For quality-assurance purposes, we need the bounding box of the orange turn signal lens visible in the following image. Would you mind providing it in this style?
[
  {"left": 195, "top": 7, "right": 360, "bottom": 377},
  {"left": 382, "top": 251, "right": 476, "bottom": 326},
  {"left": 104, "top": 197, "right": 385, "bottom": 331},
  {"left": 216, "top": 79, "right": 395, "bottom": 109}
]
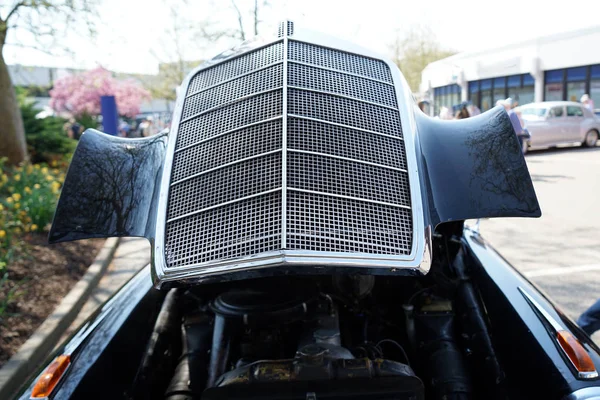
[
  {"left": 556, "top": 330, "right": 597, "bottom": 375},
  {"left": 31, "top": 354, "right": 71, "bottom": 398}
]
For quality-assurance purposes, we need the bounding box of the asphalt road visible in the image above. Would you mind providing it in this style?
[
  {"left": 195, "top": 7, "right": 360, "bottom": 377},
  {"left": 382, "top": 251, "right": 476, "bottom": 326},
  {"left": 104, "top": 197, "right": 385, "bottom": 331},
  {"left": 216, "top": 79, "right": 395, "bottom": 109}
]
[{"left": 480, "top": 144, "right": 600, "bottom": 342}]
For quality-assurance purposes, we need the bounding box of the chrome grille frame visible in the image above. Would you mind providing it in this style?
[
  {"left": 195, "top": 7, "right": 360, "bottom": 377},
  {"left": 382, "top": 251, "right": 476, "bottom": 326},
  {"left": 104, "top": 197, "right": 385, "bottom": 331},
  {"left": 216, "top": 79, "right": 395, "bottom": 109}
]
[{"left": 152, "top": 27, "right": 431, "bottom": 288}]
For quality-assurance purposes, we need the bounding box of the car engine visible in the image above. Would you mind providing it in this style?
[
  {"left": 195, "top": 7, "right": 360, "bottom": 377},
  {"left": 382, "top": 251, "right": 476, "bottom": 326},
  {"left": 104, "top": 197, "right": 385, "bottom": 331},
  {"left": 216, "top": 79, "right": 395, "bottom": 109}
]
[{"left": 127, "top": 230, "right": 506, "bottom": 400}]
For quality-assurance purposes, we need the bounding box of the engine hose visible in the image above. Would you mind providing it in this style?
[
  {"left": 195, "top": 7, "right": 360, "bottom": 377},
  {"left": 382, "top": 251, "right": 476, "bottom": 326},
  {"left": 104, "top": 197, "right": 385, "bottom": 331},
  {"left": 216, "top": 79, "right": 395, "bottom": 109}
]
[
  {"left": 453, "top": 246, "right": 506, "bottom": 397},
  {"left": 414, "top": 297, "right": 472, "bottom": 400},
  {"left": 130, "top": 289, "right": 181, "bottom": 400},
  {"left": 164, "top": 312, "right": 213, "bottom": 399}
]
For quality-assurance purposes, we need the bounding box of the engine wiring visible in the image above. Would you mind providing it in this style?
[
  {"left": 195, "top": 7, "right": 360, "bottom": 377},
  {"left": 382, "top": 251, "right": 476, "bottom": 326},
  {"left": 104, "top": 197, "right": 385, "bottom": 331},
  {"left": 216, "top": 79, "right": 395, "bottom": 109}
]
[{"left": 376, "top": 339, "right": 411, "bottom": 367}]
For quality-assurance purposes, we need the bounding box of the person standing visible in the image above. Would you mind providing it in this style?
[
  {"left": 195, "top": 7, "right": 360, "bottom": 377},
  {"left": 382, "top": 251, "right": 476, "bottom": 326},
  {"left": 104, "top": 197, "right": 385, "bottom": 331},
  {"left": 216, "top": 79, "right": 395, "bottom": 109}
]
[
  {"left": 455, "top": 103, "right": 470, "bottom": 119},
  {"left": 581, "top": 94, "right": 595, "bottom": 112},
  {"left": 578, "top": 300, "right": 600, "bottom": 336},
  {"left": 68, "top": 119, "right": 83, "bottom": 140}
]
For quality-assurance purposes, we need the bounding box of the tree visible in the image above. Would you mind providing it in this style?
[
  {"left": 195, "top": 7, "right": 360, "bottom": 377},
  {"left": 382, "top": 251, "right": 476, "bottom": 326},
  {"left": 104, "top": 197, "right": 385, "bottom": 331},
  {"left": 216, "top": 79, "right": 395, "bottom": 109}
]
[
  {"left": 0, "top": 1, "right": 97, "bottom": 165},
  {"left": 49, "top": 67, "right": 151, "bottom": 118},
  {"left": 145, "top": 0, "right": 269, "bottom": 101},
  {"left": 391, "top": 26, "right": 456, "bottom": 93}
]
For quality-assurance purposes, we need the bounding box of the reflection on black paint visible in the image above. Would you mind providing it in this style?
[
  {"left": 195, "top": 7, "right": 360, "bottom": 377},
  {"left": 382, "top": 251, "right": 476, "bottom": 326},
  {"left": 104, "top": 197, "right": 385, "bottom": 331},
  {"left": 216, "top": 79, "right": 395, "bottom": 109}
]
[
  {"left": 49, "top": 129, "right": 167, "bottom": 243},
  {"left": 414, "top": 105, "right": 541, "bottom": 226}
]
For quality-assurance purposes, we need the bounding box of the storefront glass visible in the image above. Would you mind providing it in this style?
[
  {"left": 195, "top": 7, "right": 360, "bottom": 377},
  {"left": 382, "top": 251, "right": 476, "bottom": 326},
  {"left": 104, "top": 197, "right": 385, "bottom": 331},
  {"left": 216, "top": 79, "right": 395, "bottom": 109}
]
[
  {"left": 469, "top": 81, "right": 479, "bottom": 110},
  {"left": 480, "top": 79, "right": 492, "bottom": 111},
  {"left": 590, "top": 65, "right": 600, "bottom": 110},
  {"left": 545, "top": 70, "right": 564, "bottom": 101},
  {"left": 493, "top": 77, "right": 506, "bottom": 105}
]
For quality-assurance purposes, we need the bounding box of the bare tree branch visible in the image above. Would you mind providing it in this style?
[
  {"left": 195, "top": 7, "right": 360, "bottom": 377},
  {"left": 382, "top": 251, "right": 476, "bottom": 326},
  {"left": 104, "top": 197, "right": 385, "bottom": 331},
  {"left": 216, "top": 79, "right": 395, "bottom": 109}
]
[
  {"left": 4, "top": 1, "right": 26, "bottom": 23},
  {"left": 230, "top": 0, "right": 245, "bottom": 40},
  {"left": 253, "top": 0, "right": 258, "bottom": 36}
]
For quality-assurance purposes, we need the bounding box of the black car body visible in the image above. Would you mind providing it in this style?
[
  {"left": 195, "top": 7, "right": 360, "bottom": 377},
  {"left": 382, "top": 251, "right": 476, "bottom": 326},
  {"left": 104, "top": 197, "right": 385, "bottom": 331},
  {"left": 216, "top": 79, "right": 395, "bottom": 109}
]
[{"left": 16, "top": 22, "right": 600, "bottom": 400}]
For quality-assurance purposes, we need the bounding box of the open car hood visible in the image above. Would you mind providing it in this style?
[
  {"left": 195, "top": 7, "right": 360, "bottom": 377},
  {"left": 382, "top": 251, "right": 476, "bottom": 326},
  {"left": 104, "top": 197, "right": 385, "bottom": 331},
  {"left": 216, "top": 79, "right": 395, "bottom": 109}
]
[{"left": 49, "top": 22, "right": 540, "bottom": 289}]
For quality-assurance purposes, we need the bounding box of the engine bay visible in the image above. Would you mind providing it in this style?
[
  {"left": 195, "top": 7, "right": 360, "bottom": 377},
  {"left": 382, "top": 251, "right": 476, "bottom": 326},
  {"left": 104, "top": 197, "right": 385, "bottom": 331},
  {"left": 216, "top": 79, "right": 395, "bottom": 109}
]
[{"left": 129, "top": 230, "right": 503, "bottom": 400}]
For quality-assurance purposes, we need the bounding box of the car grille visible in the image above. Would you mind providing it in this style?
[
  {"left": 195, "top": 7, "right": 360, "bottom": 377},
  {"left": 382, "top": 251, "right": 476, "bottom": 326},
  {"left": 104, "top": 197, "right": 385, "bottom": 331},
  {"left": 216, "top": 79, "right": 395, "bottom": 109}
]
[{"left": 164, "top": 39, "right": 412, "bottom": 269}]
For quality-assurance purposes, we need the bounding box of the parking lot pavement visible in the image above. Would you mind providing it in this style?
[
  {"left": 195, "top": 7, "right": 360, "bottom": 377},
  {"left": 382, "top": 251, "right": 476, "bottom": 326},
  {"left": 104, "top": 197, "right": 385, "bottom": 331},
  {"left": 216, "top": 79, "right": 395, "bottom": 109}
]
[
  {"left": 59, "top": 237, "right": 151, "bottom": 343},
  {"left": 480, "top": 145, "right": 600, "bottom": 342}
]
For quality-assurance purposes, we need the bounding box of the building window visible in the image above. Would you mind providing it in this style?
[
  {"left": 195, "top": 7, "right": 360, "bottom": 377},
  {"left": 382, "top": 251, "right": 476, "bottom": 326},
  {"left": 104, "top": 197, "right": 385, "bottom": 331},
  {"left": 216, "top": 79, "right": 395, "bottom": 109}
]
[
  {"left": 480, "top": 79, "right": 492, "bottom": 111},
  {"left": 469, "top": 74, "right": 534, "bottom": 112},
  {"left": 433, "top": 84, "right": 461, "bottom": 116},
  {"left": 566, "top": 67, "right": 587, "bottom": 102},
  {"left": 493, "top": 77, "right": 506, "bottom": 105},
  {"left": 519, "top": 74, "right": 535, "bottom": 106},
  {"left": 469, "top": 81, "right": 479, "bottom": 111},
  {"left": 545, "top": 69, "right": 564, "bottom": 101},
  {"left": 590, "top": 65, "right": 600, "bottom": 110}
]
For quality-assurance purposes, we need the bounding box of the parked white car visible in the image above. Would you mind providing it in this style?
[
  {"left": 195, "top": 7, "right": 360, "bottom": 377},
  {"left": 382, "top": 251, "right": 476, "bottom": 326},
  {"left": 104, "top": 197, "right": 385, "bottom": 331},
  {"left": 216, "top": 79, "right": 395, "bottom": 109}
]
[{"left": 517, "top": 101, "right": 599, "bottom": 152}]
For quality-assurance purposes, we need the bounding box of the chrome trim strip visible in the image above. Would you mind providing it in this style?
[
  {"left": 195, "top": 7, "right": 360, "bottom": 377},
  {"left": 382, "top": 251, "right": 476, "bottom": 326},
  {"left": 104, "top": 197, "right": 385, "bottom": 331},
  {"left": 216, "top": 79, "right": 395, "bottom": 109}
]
[
  {"left": 186, "top": 60, "right": 284, "bottom": 97},
  {"left": 179, "top": 86, "right": 283, "bottom": 124},
  {"left": 564, "top": 387, "right": 600, "bottom": 399},
  {"left": 287, "top": 148, "right": 408, "bottom": 173},
  {"left": 166, "top": 187, "right": 282, "bottom": 223},
  {"left": 281, "top": 35, "right": 289, "bottom": 249},
  {"left": 174, "top": 115, "right": 284, "bottom": 153},
  {"left": 519, "top": 287, "right": 599, "bottom": 380},
  {"left": 287, "top": 59, "right": 395, "bottom": 86},
  {"left": 287, "top": 114, "right": 403, "bottom": 140},
  {"left": 170, "top": 149, "right": 282, "bottom": 186},
  {"left": 288, "top": 85, "right": 398, "bottom": 111},
  {"left": 288, "top": 187, "right": 411, "bottom": 209},
  {"left": 518, "top": 287, "right": 564, "bottom": 332}
]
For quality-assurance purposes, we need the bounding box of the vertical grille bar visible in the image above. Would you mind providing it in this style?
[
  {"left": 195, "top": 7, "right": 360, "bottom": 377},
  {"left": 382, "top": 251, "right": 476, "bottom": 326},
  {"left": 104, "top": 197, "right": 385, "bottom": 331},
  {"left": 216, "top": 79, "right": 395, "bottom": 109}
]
[{"left": 281, "top": 37, "right": 289, "bottom": 249}]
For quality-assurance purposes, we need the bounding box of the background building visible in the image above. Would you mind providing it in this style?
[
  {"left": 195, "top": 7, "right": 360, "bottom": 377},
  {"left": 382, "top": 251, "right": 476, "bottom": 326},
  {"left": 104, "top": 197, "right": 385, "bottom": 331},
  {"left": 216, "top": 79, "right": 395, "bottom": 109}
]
[
  {"left": 420, "top": 26, "right": 600, "bottom": 115},
  {"left": 9, "top": 64, "right": 176, "bottom": 116}
]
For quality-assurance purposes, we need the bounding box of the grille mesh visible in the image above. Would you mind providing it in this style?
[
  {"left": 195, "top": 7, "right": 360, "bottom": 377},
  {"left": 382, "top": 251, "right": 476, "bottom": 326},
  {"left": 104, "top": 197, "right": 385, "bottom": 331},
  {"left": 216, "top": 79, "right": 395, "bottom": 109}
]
[
  {"left": 287, "top": 117, "right": 407, "bottom": 170},
  {"left": 187, "top": 42, "right": 284, "bottom": 95},
  {"left": 177, "top": 90, "right": 283, "bottom": 150},
  {"left": 288, "top": 88, "right": 403, "bottom": 137},
  {"left": 166, "top": 191, "right": 282, "bottom": 267},
  {"left": 164, "top": 38, "right": 413, "bottom": 269},
  {"left": 172, "top": 119, "right": 282, "bottom": 183},
  {"left": 287, "top": 152, "right": 410, "bottom": 206},
  {"left": 287, "top": 191, "right": 412, "bottom": 254},
  {"left": 288, "top": 41, "right": 392, "bottom": 82},
  {"left": 288, "top": 63, "right": 397, "bottom": 108}
]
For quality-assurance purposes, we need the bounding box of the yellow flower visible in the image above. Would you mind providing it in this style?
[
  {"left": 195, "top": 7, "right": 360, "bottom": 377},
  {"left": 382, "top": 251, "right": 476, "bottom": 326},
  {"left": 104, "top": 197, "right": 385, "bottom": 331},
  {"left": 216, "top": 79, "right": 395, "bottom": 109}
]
[
  {"left": 1, "top": 174, "right": 7, "bottom": 183},
  {"left": 45, "top": 175, "right": 53, "bottom": 181},
  {"left": 26, "top": 165, "right": 33, "bottom": 174},
  {"left": 14, "top": 227, "right": 21, "bottom": 234},
  {"left": 51, "top": 160, "right": 58, "bottom": 167},
  {"left": 0, "top": 204, "right": 3, "bottom": 211},
  {"left": 0, "top": 230, "right": 5, "bottom": 238},
  {"left": 12, "top": 193, "right": 21, "bottom": 201},
  {"left": 24, "top": 187, "right": 32, "bottom": 194},
  {"left": 6, "top": 197, "right": 13, "bottom": 204},
  {"left": 41, "top": 167, "right": 48, "bottom": 174},
  {"left": 31, "top": 224, "right": 38, "bottom": 231},
  {"left": 34, "top": 164, "right": 40, "bottom": 170},
  {"left": 14, "top": 203, "right": 20, "bottom": 209},
  {"left": 19, "top": 210, "right": 26, "bottom": 217},
  {"left": 34, "top": 184, "right": 41, "bottom": 189},
  {"left": 52, "top": 168, "right": 59, "bottom": 175},
  {"left": 14, "top": 174, "right": 20, "bottom": 181}
]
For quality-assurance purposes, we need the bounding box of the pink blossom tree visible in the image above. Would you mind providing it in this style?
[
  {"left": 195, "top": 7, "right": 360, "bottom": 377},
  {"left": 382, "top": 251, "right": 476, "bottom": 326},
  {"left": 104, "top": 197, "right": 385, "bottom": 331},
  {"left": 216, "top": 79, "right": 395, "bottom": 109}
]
[{"left": 50, "top": 67, "right": 151, "bottom": 118}]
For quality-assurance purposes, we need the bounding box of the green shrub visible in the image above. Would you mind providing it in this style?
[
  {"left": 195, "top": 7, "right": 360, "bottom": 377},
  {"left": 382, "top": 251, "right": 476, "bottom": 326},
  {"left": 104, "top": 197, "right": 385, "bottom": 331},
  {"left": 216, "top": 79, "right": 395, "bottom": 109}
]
[
  {"left": 0, "top": 158, "right": 65, "bottom": 273},
  {"left": 18, "top": 94, "right": 77, "bottom": 164}
]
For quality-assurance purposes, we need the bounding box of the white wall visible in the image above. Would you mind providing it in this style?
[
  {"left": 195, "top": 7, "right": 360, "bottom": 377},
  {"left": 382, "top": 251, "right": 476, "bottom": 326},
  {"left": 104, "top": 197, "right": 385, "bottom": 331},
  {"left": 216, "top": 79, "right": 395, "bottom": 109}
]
[{"left": 420, "top": 26, "right": 600, "bottom": 103}]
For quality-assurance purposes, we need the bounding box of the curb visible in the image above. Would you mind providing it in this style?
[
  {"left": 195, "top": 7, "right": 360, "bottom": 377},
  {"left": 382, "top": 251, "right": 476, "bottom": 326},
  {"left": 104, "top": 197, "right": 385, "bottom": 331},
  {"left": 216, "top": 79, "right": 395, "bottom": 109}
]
[{"left": 0, "top": 237, "right": 121, "bottom": 400}]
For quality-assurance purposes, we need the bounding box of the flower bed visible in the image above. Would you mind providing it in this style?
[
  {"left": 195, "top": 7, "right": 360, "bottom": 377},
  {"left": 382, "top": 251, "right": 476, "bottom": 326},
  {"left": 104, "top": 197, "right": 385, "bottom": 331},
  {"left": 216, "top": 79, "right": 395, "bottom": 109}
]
[{"left": 0, "top": 158, "right": 103, "bottom": 366}]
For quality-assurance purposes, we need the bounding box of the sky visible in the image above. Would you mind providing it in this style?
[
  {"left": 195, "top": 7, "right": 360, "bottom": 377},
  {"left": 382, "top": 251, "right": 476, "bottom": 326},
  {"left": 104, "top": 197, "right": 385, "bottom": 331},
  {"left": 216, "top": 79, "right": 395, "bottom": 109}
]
[{"left": 4, "top": 0, "right": 600, "bottom": 75}]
